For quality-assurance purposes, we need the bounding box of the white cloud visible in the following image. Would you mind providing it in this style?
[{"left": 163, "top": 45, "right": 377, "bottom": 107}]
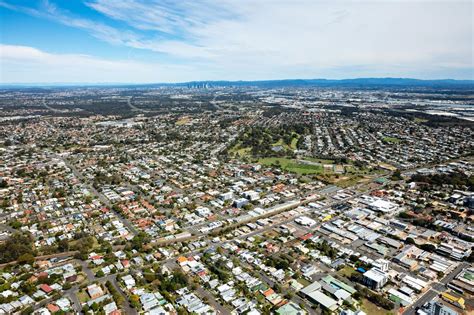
[
  {"left": 85, "top": 0, "right": 234, "bottom": 35},
  {"left": 1, "top": 0, "right": 473, "bottom": 81},
  {"left": 82, "top": 0, "right": 474, "bottom": 79},
  {"left": 0, "top": 45, "right": 196, "bottom": 83}
]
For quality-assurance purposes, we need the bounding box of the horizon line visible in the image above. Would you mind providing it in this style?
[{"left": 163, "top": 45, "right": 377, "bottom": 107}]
[{"left": 1, "top": 77, "right": 474, "bottom": 88}]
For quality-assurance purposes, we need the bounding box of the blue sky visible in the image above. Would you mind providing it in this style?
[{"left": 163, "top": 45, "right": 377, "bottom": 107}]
[{"left": 1, "top": 0, "right": 473, "bottom": 83}]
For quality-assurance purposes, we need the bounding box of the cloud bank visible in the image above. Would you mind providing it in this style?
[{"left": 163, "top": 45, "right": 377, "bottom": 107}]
[{"left": 1, "top": 0, "right": 473, "bottom": 83}]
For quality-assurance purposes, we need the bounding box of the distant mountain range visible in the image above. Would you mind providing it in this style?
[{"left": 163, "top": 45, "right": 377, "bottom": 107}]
[
  {"left": 2, "top": 78, "right": 473, "bottom": 89},
  {"left": 178, "top": 78, "right": 474, "bottom": 89}
]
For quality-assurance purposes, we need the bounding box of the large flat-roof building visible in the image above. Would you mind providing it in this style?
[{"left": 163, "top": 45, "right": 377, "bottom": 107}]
[
  {"left": 363, "top": 268, "right": 388, "bottom": 290},
  {"left": 417, "top": 300, "right": 460, "bottom": 315},
  {"left": 368, "top": 199, "right": 399, "bottom": 213}
]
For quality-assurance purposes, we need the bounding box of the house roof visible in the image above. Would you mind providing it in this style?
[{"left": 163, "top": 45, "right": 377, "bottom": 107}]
[
  {"left": 46, "top": 304, "right": 60, "bottom": 312},
  {"left": 262, "top": 288, "right": 275, "bottom": 297},
  {"left": 177, "top": 256, "right": 187, "bottom": 263},
  {"left": 40, "top": 284, "right": 53, "bottom": 293},
  {"left": 306, "top": 290, "right": 338, "bottom": 310}
]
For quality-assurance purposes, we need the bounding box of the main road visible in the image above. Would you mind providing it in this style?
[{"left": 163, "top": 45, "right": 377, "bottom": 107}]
[{"left": 402, "top": 262, "right": 468, "bottom": 315}]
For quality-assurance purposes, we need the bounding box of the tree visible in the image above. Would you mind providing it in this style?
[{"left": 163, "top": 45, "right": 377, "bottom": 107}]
[
  {"left": 352, "top": 291, "right": 362, "bottom": 300},
  {"left": 84, "top": 195, "right": 93, "bottom": 204},
  {"left": 74, "top": 251, "right": 88, "bottom": 261},
  {"left": 350, "top": 273, "right": 364, "bottom": 284},
  {"left": 9, "top": 221, "right": 22, "bottom": 229},
  {"left": 20, "top": 281, "right": 36, "bottom": 295},
  {"left": 130, "top": 295, "right": 141, "bottom": 309},
  {"left": 57, "top": 239, "right": 69, "bottom": 252},
  {"left": 467, "top": 251, "right": 474, "bottom": 263},
  {"left": 90, "top": 302, "right": 99, "bottom": 312},
  {"left": 0, "top": 232, "right": 35, "bottom": 263},
  {"left": 144, "top": 272, "right": 156, "bottom": 283},
  {"left": 274, "top": 284, "right": 282, "bottom": 293},
  {"left": 17, "top": 253, "right": 34, "bottom": 265},
  {"left": 405, "top": 237, "right": 416, "bottom": 245},
  {"left": 106, "top": 281, "right": 125, "bottom": 305},
  {"left": 20, "top": 306, "right": 33, "bottom": 315},
  {"left": 420, "top": 243, "right": 436, "bottom": 252},
  {"left": 130, "top": 232, "right": 151, "bottom": 250},
  {"left": 391, "top": 169, "right": 402, "bottom": 181},
  {"left": 1, "top": 199, "right": 9, "bottom": 209}
]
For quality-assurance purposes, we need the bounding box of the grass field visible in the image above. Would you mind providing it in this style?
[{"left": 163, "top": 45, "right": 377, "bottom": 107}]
[
  {"left": 382, "top": 136, "right": 401, "bottom": 144},
  {"left": 414, "top": 117, "right": 428, "bottom": 123},
  {"left": 68, "top": 236, "right": 99, "bottom": 250},
  {"left": 290, "top": 135, "right": 299, "bottom": 150},
  {"left": 228, "top": 142, "right": 252, "bottom": 157},
  {"left": 302, "top": 157, "right": 335, "bottom": 164},
  {"left": 258, "top": 158, "right": 324, "bottom": 175},
  {"left": 333, "top": 175, "right": 367, "bottom": 188},
  {"left": 361, "top": 298, "right": 393, "bottom": 315},
  {"left": 271, "top": 134, "right": 300, "bottom": 151},
  {"left": 175, "top": 116, "right": 191, "bottom": 125},
  {"left": 271, "top": 139, "right": 287, "bottom": 148},
  {"left": 229, "top": 132, "right": 301, "bottom": 158},
  {"left": 231, "top": 147, "right": 251, "bottom": 157},
  {"left": 378, "top": 162, "right": 397, "bottom": 171},
  {"left": 258, "top": 157, "right": 382, "bottom": 184}
]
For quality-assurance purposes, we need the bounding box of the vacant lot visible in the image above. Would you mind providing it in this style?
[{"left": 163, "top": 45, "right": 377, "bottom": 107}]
[
  {"left": 337, "top": 265, "right": 357, "bottom": 278},
  {"left": 361, "top": 298, "right": 394, "bottom": 315}
]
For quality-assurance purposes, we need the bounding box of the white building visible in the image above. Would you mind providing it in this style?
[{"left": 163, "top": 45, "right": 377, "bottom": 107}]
[
  {"left": 295, "top": 216, "right": 317, "bottom": 227},
  {"left": 363, "top": 268, "right": 388, "bottom": 290}
]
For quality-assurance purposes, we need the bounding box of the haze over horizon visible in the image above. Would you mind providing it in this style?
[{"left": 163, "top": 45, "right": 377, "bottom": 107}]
[{"left": 1, "top": 0, "right": 473, "bottom": 83}]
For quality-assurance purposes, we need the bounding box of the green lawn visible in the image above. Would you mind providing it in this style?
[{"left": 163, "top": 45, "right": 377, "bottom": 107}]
[
  {"left": 229, "top": 142, "right": 252, "bottom": 157},
  {"left": 233, "top": 147, "right": 251, "bottom": 156},
  {"left": 77, "top": 290, "right": 89, "bottom": 303},
  {"left": 414, "top": 117, "right": 428, "bottom": 123},
  {"left": 271, "top": 133, "right": 299, "bottom": 151},
  {"left": 297, "top": 278, "right": 311, "bottom": 287},
  {"left": 272, "top": 139, "right": 287, "bottom": 148},
  {"left": 68, "top": 236, "right": 99, "bottom": 250},
  {"left": 290, "top": 134, "right": 300, "bottom": 150},
  {"left": 337, "top": 266, "right": 357, "bottom": 278},
  {"left": 229, "top": 132, "right": 301, "bottom": 159},
  {"left": 258, "top": 158, "right": 324, "bottom": 175},
  {"left": 382, "top": 136, "right": 401, "bottom": 144},
  {"left": 302, "top": 157, "right": 335, "bottom": 164}
]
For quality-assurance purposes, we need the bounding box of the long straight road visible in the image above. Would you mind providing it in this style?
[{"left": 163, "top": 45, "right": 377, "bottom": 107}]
[
  {"left": 194, "top": 287, "right": 228, "bottom": 315},
  {"left": 65, "top": 290, "right": 82, "bottom": 312},
  {"left": 440, "top": 262, "right": 468, "bottom": 285},
  {"left": 108, "top": 275, "right": 138, "bottom": 315},
  {"left": 402, "top": 262, "right": 468, "bottom": 315}
]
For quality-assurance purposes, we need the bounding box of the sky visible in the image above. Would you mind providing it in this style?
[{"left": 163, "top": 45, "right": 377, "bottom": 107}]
[{"left": 0, "top": 0, "right": 473, "bottom": 84}]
